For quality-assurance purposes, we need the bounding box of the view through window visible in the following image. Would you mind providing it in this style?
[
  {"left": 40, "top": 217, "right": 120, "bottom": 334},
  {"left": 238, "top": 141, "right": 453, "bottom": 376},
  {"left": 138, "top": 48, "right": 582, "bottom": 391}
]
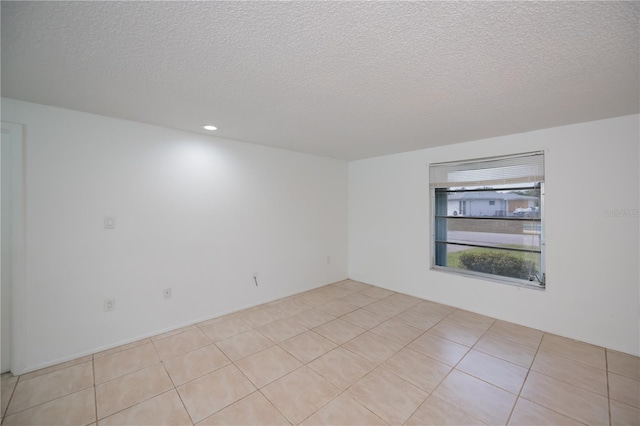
[{"left": 430, "top": 152, "right": 545, "bottom": 288}]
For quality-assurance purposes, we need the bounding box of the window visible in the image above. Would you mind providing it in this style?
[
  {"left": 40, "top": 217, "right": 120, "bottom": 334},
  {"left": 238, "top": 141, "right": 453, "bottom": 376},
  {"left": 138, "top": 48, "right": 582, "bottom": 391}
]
[{"left": 429, "top": 152, "right": 545, "bottom": 288}]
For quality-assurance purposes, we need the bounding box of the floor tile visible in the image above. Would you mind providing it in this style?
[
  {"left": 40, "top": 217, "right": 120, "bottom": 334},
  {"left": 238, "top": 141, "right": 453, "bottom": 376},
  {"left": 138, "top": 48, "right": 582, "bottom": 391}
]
[
  {"left": 408, "top": 333, "right": 469, "bottom": 366},
  {"left": 308, "top": 347, "right": 376, "bottom": 390},
  {"left": 383, "top": 293, "right": 422, "bottom": 308},
  {"left": 9, "top": 283, "right": 637, "bottom": 426},
  {"left": 267, "top": 298, "right": 312, "bottom": 317},
  {"left": 370, "top": 319, "right": 423, "bottom": 346},
  {"left": 538, "top": 334, "right": 605, "bottom": 370},
  {"left": 457, "top": 349, "right": 528, "bottom": 394},
  {"left": 339, "top": 292, "right": 378, "bottom": 307},
  {"left": 215, "top": 330, "right": 274, "bottom": 361},
  {"left": 382, "top": 348, "right": 451, "bottom": 392},
  {"left": 320, "top": 286, "right": 353, "bottom": 300},
  {"left": 153, "top": 328, "right": 211, "bottom": 361},
  {"left": 473, "top": 333, "right": 537, "bottom": 368},
  {"left": 608, "top": 349, "right": 640, "bottom": 381},
  {"left": 520, "top": 371, "right": 609, "bottom": 425},
  {"left": 240, "top": 307, "right": 288, "bottom": 328},
  {"left": 261, "top": 367, "right": 340, "bottom": 425},
  {"left": 163, "top": 344, "right": 230, "bottom": 386},
  {"left": 486, "top": 320, "right": 543, "bottom": 348},
  {"left": 151, "top": 325, "right": 198, "bottom": 342},
  {"left": 298, "top": 291, "right": 334, "bottom": 307},
  {"left": 177, "top": 364, "right": 256, "bottom": 423},
  {"left": 428, "top": 319, "right": 485, "bottom": 347},
  {"left": 394, "top": 309, "right": 439, "bottom": 330},
  {"left": 335, "top": 280, "right": 372, "bottom": 292},
  {"left": 96, "top": 363, "right": 173, "bottom": 420},
  {"left": 290, "top": 308, "right": 336, "bottom": 329},
  {"left": 341, "top": 308, "right": 388, "bottom": 330},
  {"left": 611, "top": 399, "right": 640, "bottom": 426},
  {"left": 406, "top": 395, "right": 487, "bottom": 426},
  {"left": 257, "top": 318, "right": 308, "bottom": 343},
  {"left": 508, "top": 397, "right": 584, "bottom": 426},
  {"left": 320, "top": 299, "right": 360, "bottom": 317},
  {"left": 347, "top": 367, "right": 427, "bottom": 425},
  {"left": 99, "top": 390, "right": 191, "bottom": 426},
  {"left": 361, "top": 300, "right": 405, "bottom": 318},
  {"left": 93, "top": 339, "right": 151, "bottom": 360},
  {"left": 343, "top": 332, "right": 403, "bottom": 364},
  {"left": 279, "top": 330, "right": 337, "bottom": 364},
  {"left": 198, "top": 391, "right": 290, "bottom": 425},
  {"left": 3, "top": 388, "right": 95, "bottom": 426},
  {"left": 198, "top": 317, "right": 251, "bottom": 342},
  {"left": 1, "top": 375, "right": 18, "bottom": 416},
  {"left": 409, "top": 300, "right": 455, "bottom": 319},
  {"left": 432, "top": 370, "right": 516, "bottom": 425},
  {"left": 197, "top": 314, "right": 229, "bottom": 328},
  {"left": 235, "top": 346, "right": 302, "bottom": 388},
  {"left": 18, "top": 355, "right": 94, "bottom": 381},
  {"left": 446, "top": 309, "right": 495, "bottom": 332},
  {"left": 313, "top": 319, "right": 365, "bottom": 345},
  {"left": 8, "top": 361, "right": 94, "bottom": 415},
  {"left": 359, "top": 287, "right": 395, "bottom": 299},
  {"left": 609, "top": 372, "right": 640, "bottom": 408},
  {"left": 94, "top": 342, "right": 160, "bottom": 384},
  {"left": 532, "top": 350, "right": 608, "bottom": 396},
  {"left": 300, "top": 393, "right": 387, "bottom": 426}
]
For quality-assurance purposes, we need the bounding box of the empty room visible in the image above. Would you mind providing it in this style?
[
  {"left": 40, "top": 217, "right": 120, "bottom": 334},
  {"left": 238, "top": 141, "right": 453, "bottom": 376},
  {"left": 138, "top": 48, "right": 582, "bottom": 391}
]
[{"left": 1, "top": 1, "right": 638, "bottom": 425}]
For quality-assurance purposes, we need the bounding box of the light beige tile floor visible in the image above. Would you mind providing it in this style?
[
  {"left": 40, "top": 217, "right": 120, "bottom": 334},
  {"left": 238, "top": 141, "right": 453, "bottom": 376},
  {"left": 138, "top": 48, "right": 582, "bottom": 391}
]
[{"left": 1, "top": 280, "right": 639, "bottom": 426}]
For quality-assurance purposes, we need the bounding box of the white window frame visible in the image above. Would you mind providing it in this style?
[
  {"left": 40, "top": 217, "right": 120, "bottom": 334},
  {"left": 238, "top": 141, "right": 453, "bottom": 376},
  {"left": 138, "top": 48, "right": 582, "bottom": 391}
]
[{"left": 429, "top": 152, "right": 546, "bottom": 289}]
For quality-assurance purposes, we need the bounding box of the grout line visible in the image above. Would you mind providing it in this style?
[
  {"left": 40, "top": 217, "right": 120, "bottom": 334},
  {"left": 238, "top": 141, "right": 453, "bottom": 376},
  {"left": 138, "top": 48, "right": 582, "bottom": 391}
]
[
  {"left": 173, "top": 382, "right": 195, "bottom": 425},
  {"left": 605, "top": 349, "right": 612, "bottom": 426},
  {"left": 506, "top": 332, "right": 598, "bottom": 426},
  {"left": 375, "top": 332, "right": 433, "bottom": 424},
  {"left": 507, "top": 397, "right": 520, "bottom": 426},
  {"left": 92, "top": 355, "right": 98, "bottom": 425},
  {"left": 297, "top": 357, "right": 376, "bottom": 425},
  {"left": 1, "top": 385, "right": 95, "bottom": 420},
  {"left": 398, "top": 309, "right": 521, "bottom": 424},
  {"left": 0, "top": 374, "right": 20, "bottom": 424},
  {"left": 333, "top": 301, "right": 453, "bottom": 424},
  {"left": 255, "top": 388, "right": 294, "bottom": 425},
  {"left": 265, "top": 290, "right": 401, "bottom": 424},
  {"left": 523, "top": 341, "right": 611, "bottom": 401},
  {"left": 504, "top": 329, "right": 545, "bottom": 425},
  {"left": 100, "top": 388, "right": 182, "bottom": 425}
]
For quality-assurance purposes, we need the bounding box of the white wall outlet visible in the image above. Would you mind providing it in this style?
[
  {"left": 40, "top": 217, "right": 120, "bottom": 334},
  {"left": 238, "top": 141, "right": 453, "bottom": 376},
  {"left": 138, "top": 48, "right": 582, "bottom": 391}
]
[
  {"left": 104, "top": 298, "right": 115, "bottom": 311},
  {"left": 104, "top": 216, "right": 116, "bottom": 229},
  {"left": 163, "top": 288, "right": 172, "bottom": 299}
]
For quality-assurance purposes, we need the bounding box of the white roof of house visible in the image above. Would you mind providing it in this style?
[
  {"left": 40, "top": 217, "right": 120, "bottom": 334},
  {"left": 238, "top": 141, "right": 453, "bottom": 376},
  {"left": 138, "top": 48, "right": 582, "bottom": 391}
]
[{"left": 447, "top": 191, "right": 537, "bottom": 201}]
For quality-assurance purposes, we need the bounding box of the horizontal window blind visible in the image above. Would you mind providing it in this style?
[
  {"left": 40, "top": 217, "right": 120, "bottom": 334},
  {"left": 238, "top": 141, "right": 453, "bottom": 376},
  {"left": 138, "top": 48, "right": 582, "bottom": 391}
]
[{"left": 430, "top": 151, "right": 544, "bottom": 188}]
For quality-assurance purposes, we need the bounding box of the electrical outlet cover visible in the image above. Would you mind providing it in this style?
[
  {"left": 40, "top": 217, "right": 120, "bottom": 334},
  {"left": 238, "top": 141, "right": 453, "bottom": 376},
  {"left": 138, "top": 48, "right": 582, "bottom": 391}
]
[{"left": 104, "top": 298, "right": 115, "bottom": 311}]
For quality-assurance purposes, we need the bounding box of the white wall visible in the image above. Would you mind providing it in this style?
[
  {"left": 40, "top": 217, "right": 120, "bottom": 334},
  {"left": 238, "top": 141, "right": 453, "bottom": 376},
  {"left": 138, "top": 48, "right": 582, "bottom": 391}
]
[
  {"left": 1, "top": 98, "right": 348, "bottom": 373},
  {"left": 349, "top": 115, "right": 640, "bottom": 356}
]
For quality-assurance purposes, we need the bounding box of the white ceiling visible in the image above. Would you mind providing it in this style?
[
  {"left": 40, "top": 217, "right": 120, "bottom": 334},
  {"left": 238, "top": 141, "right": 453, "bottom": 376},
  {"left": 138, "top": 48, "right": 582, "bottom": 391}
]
[{"left": 2, "top": 1, "right": 638, "bottom": 160}]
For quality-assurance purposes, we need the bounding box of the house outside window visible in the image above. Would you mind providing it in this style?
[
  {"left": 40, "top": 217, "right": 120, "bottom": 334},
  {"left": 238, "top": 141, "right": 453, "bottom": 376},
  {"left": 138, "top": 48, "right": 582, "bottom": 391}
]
[{"left": 429, "top": 152, "right": 545, "bottom": 288}]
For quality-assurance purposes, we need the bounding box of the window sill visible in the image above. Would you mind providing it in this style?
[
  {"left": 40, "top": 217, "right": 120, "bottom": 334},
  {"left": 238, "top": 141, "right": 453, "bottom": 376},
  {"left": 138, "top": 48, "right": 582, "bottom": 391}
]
[{"left": 430, "top": 265, "right": 546, "bottom": 291}]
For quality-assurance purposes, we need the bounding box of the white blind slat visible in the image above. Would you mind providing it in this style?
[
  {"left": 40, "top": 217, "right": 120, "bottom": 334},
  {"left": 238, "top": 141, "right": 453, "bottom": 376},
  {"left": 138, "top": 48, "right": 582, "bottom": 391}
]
[{"left": 430, "top": 152, "right": 544, "bottom": 188}]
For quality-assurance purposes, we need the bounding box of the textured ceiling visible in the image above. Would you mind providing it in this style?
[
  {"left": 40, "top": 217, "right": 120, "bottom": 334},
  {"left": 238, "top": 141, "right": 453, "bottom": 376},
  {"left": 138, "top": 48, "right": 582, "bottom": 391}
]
[{"left": 2, "top": 1, "right": 639, "bottom": 160}]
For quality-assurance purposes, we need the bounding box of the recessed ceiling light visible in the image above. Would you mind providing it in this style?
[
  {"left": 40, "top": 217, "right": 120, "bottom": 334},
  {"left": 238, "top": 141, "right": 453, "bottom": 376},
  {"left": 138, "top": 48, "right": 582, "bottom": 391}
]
[{"left": 203, "top": 125, "right": 217, "bottom": 131}]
